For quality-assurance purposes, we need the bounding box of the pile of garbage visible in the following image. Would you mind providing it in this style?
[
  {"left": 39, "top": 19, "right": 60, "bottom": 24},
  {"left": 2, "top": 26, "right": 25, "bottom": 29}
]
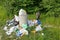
[{"left": 3, "top": 9, "right": 44, "bottom": 37}]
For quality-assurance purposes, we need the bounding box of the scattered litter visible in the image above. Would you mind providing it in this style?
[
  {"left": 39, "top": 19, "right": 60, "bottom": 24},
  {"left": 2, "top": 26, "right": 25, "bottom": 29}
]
[
  {"left": 3, "top": 9, "right": 44, "bottom": 38},
  {"left": 16, "top": 28, "right": 28, "bottom": 37},
  {"left": 6, "top": 27, "right": 14, "bottom": 35}
]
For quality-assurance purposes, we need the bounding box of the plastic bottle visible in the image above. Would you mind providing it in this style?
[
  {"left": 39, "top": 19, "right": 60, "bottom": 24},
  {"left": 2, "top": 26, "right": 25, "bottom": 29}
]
[{"left": 19, "top": 9, "right": 27, "bottom": 27}]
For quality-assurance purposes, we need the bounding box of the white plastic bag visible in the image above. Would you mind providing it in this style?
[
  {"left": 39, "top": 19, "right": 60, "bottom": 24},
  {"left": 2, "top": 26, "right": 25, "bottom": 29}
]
[{"left": 35, "top": 25, "right": 42, "bottom": 31}]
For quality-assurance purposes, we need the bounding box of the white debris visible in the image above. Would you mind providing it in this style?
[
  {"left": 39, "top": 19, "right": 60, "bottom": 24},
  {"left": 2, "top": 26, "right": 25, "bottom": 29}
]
[
  {"left": 6, "top": 31, "right": 11, "bottom": 35},
  {"left": 35, "top": 25, "right": 42, "bottom": 31},
  {"left": 3, "top": 26, "right": 8, "bottom": 31},
  {"left": 6, "top": 27, "right": 14, "bottom": 35},
  {"left": 9, "top": 27, "right": 14, "bottom": 32},
  {"left": 42, "top": 33, "right": 44, "bottom": 36},
  {"left": 14, "top": 25, "right": 19, "bottom": 30}
]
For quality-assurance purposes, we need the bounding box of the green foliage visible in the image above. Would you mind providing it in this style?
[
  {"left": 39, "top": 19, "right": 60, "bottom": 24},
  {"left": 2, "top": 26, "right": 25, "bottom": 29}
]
[
  {"left": 0, "top": 0, "right": 60, "bottom": 17},
  {"left": 41, "top": 0, "right": 60, "bottom": 17},
  {"left": 0, "top": 5, "right": 7, "bottom": 26}
]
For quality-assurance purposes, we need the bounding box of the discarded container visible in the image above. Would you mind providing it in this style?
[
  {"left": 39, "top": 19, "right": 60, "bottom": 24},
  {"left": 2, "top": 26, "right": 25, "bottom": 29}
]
[
  {"left": 19, "top": 9, "right": 27, "bottom": 27},
  {"left": 22, "top": 24, "right": 28, "bottom": 29}
]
